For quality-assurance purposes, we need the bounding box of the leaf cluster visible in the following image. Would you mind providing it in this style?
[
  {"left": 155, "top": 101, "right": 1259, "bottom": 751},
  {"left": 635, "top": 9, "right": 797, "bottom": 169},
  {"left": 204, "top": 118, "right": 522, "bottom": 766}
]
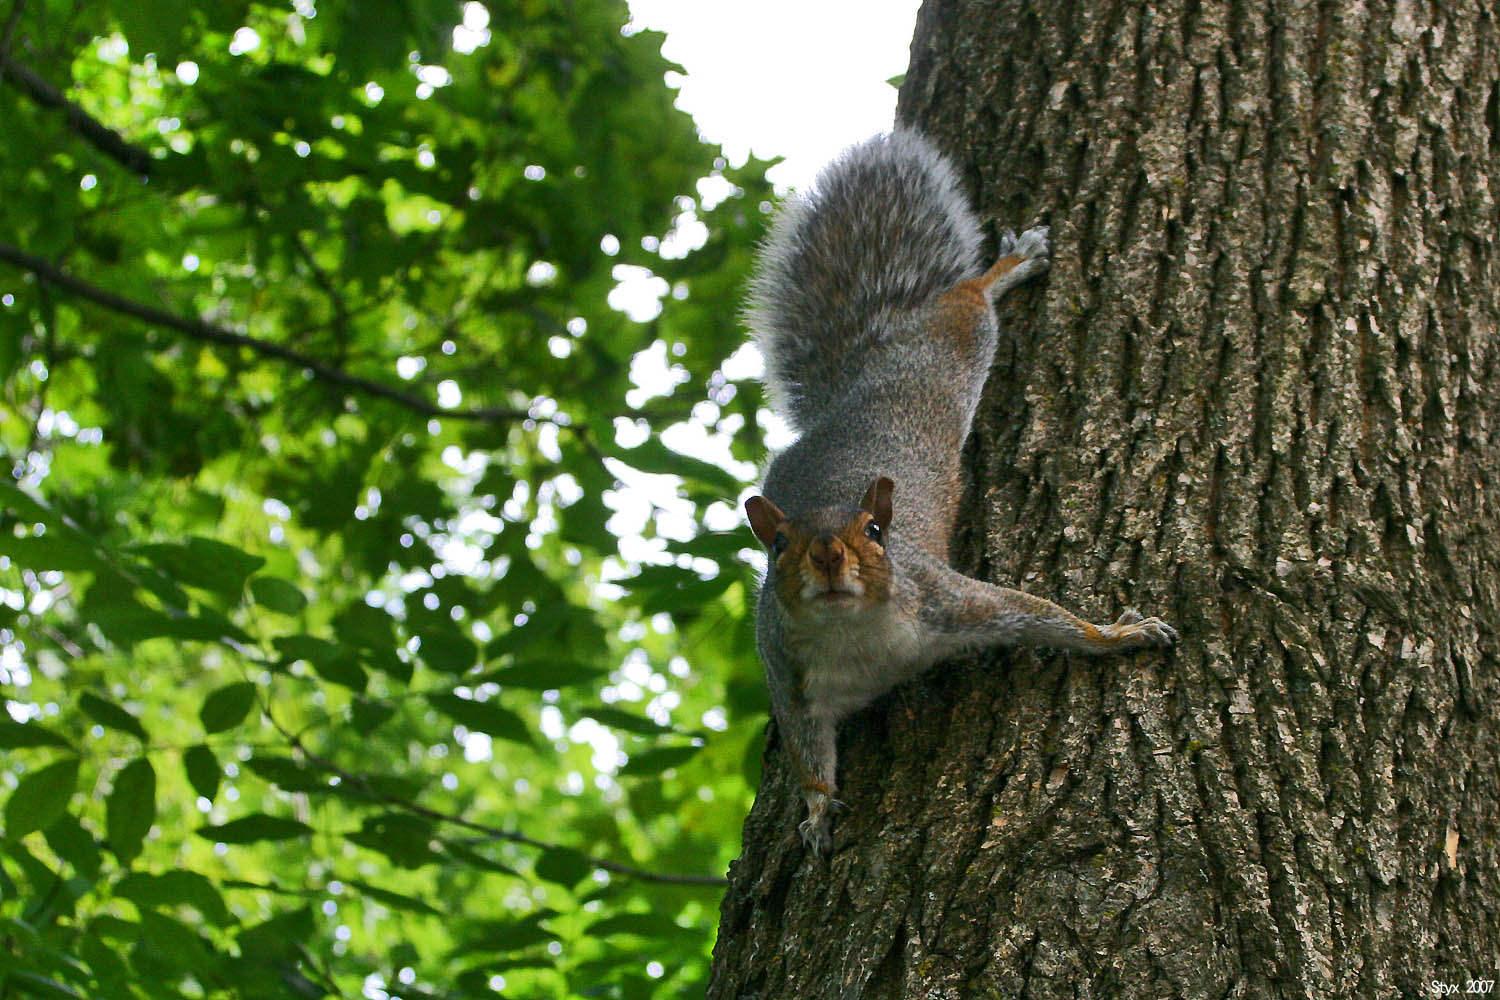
[{"left": 0, "top": 1, "right": 778, "bottom": 996}]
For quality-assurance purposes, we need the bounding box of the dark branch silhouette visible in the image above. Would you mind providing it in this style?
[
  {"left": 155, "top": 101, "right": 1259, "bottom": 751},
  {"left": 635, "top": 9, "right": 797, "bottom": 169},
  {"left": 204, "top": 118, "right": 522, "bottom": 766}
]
[
  {"left": 0, "top": 241, "right": 532, "bottom": 424},
  {"left": 285, "top": 732, "right": 728, "bottom": 888},
  {"left": 0, "top": 53, "right": 155, "bottom": 177}
]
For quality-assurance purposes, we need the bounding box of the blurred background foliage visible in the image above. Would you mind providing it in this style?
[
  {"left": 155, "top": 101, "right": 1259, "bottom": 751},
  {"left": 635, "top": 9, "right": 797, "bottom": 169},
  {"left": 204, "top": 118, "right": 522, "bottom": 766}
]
[{"left": 0, "top": 0, "right": 778, "bottom": 996}]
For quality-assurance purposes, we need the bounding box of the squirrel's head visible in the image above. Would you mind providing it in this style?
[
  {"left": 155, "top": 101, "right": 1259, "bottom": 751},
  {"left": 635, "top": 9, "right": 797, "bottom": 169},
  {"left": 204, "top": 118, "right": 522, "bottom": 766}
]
[{"left": 745, "top": 477, "right": 894, "bottom": 617}]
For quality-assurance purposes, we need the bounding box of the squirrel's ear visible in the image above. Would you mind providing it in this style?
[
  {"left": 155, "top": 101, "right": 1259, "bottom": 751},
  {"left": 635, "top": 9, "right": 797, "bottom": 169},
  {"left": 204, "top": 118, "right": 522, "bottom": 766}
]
[
  {"left": 861, "top": 476, "right": 894, "bottom": 530},
  {"left": 745, "top": 495, "right": 785, "bottom": 548}
]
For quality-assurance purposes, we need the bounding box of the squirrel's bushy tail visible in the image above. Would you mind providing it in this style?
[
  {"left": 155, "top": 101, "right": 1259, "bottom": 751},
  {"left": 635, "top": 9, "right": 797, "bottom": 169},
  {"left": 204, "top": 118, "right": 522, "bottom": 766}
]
[{"left": 746, "top": 129, "right": 984, "bottom": 430}]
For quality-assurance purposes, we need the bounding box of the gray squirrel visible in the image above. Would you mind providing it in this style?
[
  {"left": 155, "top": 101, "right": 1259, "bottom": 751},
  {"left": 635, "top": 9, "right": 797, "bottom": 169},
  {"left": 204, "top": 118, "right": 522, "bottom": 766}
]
[{"left": 742, "top": 130, "right": 1177, "bottom": 855}]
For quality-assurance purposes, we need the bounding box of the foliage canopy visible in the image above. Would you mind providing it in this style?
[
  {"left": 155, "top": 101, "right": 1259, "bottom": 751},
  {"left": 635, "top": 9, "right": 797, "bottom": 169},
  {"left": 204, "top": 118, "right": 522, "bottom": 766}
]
[{"left": 0, "top": 0, "right": 775, "bottom": 996}]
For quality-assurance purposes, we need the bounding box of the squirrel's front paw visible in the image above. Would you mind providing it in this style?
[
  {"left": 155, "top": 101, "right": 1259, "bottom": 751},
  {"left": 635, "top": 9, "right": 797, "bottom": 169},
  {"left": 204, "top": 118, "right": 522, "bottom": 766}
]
[
  {"left": 1105, "top": 609, "right": 1177, "bottom": 648},
  {"left": 990, "top": 226, "right": 1050, "bottom": 298},
  {"left": 1002, "top": 225, "right": 1050, "bottom": 264}
]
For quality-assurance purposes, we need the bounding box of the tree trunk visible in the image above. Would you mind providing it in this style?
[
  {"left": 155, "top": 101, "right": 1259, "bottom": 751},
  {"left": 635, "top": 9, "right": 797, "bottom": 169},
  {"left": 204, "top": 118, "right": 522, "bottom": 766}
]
[{"left": 710, "top": 0, "right": 1500, "bottom": 996}]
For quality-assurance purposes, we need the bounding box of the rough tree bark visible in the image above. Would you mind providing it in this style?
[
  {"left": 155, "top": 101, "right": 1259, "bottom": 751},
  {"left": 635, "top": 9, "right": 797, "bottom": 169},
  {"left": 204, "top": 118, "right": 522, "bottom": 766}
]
[{"left": 710, "top": 0, "right": 1500, "bottom": 997}]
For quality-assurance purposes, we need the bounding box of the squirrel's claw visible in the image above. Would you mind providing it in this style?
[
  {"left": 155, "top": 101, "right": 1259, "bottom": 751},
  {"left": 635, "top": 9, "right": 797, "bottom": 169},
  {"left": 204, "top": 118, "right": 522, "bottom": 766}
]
[
  {"left": 1108, "top": 609, "right": 1177, "bottom": 648},
  {"left": 798, "top": 814, "right": 832, "bottom": 856}
]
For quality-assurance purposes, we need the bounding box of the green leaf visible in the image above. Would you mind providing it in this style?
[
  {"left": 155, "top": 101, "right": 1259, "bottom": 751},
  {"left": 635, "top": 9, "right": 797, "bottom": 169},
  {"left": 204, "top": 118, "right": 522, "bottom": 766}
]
[
  {"left": 272, "top": 634, "right": 345, "bottom": 662},
  {"left": 243, "top": 755, "right": 326, "bottom": 793},
  {"left": 137, "top": 537, "right": 265, "bottom": 596},
  {"left": 137, "top": 909, "right": 217, "bottom": 976},
  {"left": 113, "top": 870, "right": 232, "bottom": 926},
  {"left": 617, "top": 744, "right": 703, "bottom": 777},
  {"left": 0, "top": 533, "right": 102, "bottom": 572},
  {"left": 79, "top": 935, "right": 130, "bottom": 992},
  {"left": 114, "top": 0, "right": 191, "bottom": 60},
  {"left": 199, "top": 681, "right": 257, "bottom": 733},
  {"left": 442, "top": 841, "right": 521, "bottom": 878},
  {"left": 426, "top": 693, "right": 532, "bottom": 746},
  {"left": 249, "top": 576, "right": 308, "bottom": 614},
  {"left": 183, "top": 744, "right": 220, "bottom": 801},
  {"left": 0, "top": 721, "right": 74, "bottom": 751},
  {"left": 43, "top": 814, "right": 101, "bottom": 879},
  {"left": 614, "top": 437, "right": 743, "bottom": 493},
  {"left": 196, "top": 814, "right": 313, "bottom": 844},
  {"left": 345, "top": 878, "right": 441, "bottom": 916},
  {"left": 4, "top": 757, "right": 79, "bottom": 838},
  {"left": 310, "top": 653, "right": 368, "bottom": 690},
  {"left": 585, "top": 910, "right": 691, "bottom": 938},
  {"left": 350, "top": 696, "right": 396, "bottom": 735},
  {"left": 2, "top": 972, "right": 84, "bottom": 999},
  {"left": 580, "top": 705, "right": 675, "bottom": 735},
  {"left": 344, "top": 813, "right": 438, "bottom": 869},
  {"left": 484, "top": 660, "right": 608, "bottom": 691},
  {"left": 415, "top": 629, "right": 478, "bottom": 674},
  {"left": 78, "top": 692, "right": 148, "bottom": 742},
  {"left": 238, "top": 906, "right": 315, "bottom": 963},
  {"left": 106, "top": 758, "right": 156, "bottom": 863},
  {"left": 333, "top": 602, "right": 395, "bottom": 650},
  {"left": 455, "top": 911, "right": 557, "bottom": 955},
  {"left": 533, "top": 847, "right": 592, "bottom": 887},
  {"left": 273, "top": 634, "right": 367, "bottom": 690}
]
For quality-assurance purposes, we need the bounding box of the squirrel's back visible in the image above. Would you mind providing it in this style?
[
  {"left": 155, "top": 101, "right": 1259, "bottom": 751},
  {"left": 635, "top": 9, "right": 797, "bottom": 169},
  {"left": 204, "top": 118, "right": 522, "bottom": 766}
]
[{"left": 746, "top": 130, "right": 985, "bottom": 431}]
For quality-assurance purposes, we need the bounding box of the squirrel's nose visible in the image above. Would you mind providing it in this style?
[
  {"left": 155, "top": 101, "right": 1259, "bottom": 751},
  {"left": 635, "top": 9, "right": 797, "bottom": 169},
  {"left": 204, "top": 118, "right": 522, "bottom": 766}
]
[{"left": 808, "top": 536, "right": 845, "bottom": 575}]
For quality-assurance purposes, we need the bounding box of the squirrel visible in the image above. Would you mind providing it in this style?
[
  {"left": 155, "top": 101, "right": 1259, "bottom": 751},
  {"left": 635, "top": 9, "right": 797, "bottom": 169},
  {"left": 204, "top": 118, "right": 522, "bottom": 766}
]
[{"left": 742, "top": 129, "right": 1177, "bottom": 856}]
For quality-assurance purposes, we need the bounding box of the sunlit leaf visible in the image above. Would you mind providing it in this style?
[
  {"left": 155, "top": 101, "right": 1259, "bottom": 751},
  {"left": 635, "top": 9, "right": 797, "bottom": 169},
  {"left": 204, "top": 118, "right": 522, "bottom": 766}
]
[
  {"left": 249, "top": 576, "right": 308, "bottom": 614},
  {"left": 183, "top": 744, "right": 220, "bottom": 802},
  {"left": 414, "top": 629, "right": 478, "bottom": 674},
  {"left": 138, "top": 537, "right": 265, "bottom": 595},
  {"left": 45, "top": 814, "right": 101, "bottom": 879},
  {"left": 345, "top": 878, "right": 442, "bottom": 916},
  {"left": 114, "top": 870, "right": 233, "bottom": 926},
  {"left": 78, "top": 692, "right": 149, "bottom": 742},
  {"left": 483, "top": 659, "right": 608, "bottom": 691},
  {"left": 350, "top": 696, "right": 396, "bottom": 735},
  {"left": 2, "top": 972, "right": 84, "bottom": 999},
  {"left": 344, "top": 813, "right": 438, "bottom": 869},
  {"left": 4, "top": 757, "right": 79, "bottom": 839},
  {"left": 426, "top": 693, "right": 533, "bottom": 746},
  {"left": 617, "top": 744, "right": 703, "bottom": 777},
  {"left": 106, "top": 758, "right": 156, "bottom": 864},
  {"left": 0, "top": 721, "right": 74, "bottom": 751},
  {"left": 199, "top": 681, "right": 257, "bottom": 733},
  {"left": 579, "top": 705, "right": 675, "bottom": 735},
  {"left": 196, "top": 814, "right": 313, "bottom": 844},
  {"left": 534, "top": 847, "right": 593, "bottom": 888}
]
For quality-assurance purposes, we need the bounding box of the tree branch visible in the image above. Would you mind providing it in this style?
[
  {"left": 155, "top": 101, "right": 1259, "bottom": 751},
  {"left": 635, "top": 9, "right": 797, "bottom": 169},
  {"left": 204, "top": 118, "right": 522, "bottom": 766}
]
[
  {"left": 0, "top": 241, "right": 533, "bottom": 424},
  {"left": 0, "top": 52, "right": 155, "bottom": 177},
  {"left": 0, "top": 2, "right": 26, "bottom": 60},
  {"left": 285, "top": 732, "right": 727, "bottom": 888}
]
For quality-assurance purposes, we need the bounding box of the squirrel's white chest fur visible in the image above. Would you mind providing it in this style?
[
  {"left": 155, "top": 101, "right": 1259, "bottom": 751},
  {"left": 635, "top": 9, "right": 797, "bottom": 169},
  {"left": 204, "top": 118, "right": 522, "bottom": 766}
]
[{"left": 786, "top": 605, "right": 932, "bottom": 721}]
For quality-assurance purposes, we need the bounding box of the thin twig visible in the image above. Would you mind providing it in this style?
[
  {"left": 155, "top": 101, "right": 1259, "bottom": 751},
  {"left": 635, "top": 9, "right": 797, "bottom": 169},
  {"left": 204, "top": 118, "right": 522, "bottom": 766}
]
[
  {"left": 284, "top": 732, "right": 727, "bottom": 887},
  {"left": 290, "top": 230, "right": 355, "bottom": 349},
  {"left": 0, "top": 241, "right": 533, "bottom": 424}
]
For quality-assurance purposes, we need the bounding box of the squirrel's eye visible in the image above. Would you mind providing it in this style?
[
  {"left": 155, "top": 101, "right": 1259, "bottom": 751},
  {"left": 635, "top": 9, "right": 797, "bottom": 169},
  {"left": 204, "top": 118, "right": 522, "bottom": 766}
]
[
  {"left": 771, "top": 532, "right": 788, "bottom": 556},
  {"left": 864, "top": 521, "right": 883, "bottom": 544}
]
